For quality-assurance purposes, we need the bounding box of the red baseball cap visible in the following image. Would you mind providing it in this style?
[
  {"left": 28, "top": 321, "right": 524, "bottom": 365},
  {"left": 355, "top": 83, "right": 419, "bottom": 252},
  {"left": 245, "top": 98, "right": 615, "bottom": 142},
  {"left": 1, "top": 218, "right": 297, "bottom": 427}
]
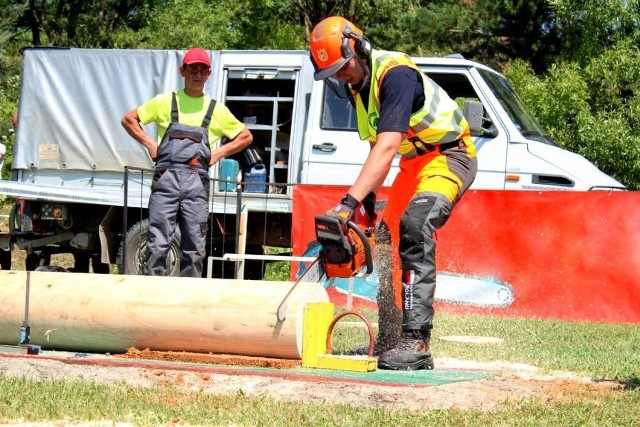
[{"left": 182, "top": 48, "right": 210, "bottom": 67}]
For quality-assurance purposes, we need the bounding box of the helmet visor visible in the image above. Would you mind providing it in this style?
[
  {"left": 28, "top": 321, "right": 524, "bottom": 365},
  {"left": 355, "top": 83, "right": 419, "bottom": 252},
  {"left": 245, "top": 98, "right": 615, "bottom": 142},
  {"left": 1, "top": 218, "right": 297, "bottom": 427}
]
[{"left": 313, "top": 56, "right": 350, "bottom": 81}]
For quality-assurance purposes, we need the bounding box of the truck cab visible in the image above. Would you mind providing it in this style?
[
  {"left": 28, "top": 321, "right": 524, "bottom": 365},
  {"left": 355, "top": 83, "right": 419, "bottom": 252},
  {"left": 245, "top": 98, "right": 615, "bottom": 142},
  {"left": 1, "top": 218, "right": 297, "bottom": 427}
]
[{"left": 303, "top": 54, "right": 625, "bottom": 191}]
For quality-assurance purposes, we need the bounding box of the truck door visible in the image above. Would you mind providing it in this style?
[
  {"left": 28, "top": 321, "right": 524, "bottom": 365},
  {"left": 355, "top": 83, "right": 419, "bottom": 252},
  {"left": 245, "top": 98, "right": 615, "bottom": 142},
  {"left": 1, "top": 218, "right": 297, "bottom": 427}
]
[
  {"left": 301, "top": 81, "right": 373, "bottom": 185},
  {"left": 421, "top": 66, "right": 509, "bottom": 190}
]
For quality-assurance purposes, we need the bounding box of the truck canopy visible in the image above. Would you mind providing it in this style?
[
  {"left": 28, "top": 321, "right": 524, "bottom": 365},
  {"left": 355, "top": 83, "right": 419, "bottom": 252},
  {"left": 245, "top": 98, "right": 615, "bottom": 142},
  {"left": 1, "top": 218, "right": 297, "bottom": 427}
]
[{"left": 14, "top": 48, "right": 186, "bottom": 173}]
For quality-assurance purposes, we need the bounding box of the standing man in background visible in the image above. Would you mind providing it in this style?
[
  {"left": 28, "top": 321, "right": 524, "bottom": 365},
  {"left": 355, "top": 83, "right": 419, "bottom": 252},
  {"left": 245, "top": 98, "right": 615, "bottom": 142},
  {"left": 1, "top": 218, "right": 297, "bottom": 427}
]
[
  {"left": 121, "top": 47, "right": 252, "bottom": 277},
  {"left": 309, "top": 17, "right": 477, "bottom": 370}
]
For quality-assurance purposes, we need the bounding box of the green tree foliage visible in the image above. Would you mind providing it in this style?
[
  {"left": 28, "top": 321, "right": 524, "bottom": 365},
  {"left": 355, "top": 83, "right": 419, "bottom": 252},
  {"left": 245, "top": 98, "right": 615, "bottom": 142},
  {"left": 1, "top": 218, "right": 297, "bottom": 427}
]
[
  {"left": 0, "top": 1, "right": 26, "bottom": 52},
  {"left": 0, "top": 58, "right": 20, "bottom": 181},
  {"left": 365, "top": 1, "right": 473, "bottom": 57},
  {"left": 364, "top": 0, "right": 559, "bottom": 72},
  {"left": 501, "top": 0, "right": 640, "bottom": 189},
  {"left": 107, "top": 0, "right": 307, "bottom": 50},
  {"left": 12, "top": 0, "right": 165, "bottom": 47},
  {"left": 505, "top": 50, "right": 640, "bottom": 190},
  {"left": 110, "top": 0, "right": 250, "bottom": 49},
  {"left": 550, "top": 0, "right": 640, "bottom": 65},
  {"left": 227, "top": 0, "right": 307, "bottom": 50},
  {"left": 472, "top": 0, "right": 559, "bottom": 72},
  {"left": 0, "top": 1, "right": 26, "bottom": 181},
  {"left": 291, "top": 0, "right": 416, "bottom": 37}
]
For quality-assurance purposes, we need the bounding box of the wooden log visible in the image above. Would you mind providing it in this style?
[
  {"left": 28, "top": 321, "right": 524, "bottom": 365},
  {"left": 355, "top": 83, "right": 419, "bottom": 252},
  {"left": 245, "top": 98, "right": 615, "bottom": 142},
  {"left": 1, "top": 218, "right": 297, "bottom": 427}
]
[{"left": 0, "top": 270, "right": 329, "bottom": 359}]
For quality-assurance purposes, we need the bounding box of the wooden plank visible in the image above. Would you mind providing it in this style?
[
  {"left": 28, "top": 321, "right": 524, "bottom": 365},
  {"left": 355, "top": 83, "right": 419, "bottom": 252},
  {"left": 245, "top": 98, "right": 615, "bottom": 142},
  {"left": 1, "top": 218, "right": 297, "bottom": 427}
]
[{"left": 0, "top": 270, "right": 328, "bottom": 359}]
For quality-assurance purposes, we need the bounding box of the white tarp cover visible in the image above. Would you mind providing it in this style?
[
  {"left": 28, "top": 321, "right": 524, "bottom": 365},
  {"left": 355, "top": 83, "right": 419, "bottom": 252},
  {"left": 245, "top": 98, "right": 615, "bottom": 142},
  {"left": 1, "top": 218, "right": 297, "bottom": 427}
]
[{"left": 14, "top": 48, "right": 217, "bottom": 172}]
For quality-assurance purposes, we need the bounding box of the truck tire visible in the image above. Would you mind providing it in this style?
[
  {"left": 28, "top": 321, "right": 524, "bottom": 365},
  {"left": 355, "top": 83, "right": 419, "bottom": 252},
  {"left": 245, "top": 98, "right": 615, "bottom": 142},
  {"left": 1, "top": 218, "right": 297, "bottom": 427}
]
[{"left": 117, "top": 219, "right": 181, "bottom": 276}]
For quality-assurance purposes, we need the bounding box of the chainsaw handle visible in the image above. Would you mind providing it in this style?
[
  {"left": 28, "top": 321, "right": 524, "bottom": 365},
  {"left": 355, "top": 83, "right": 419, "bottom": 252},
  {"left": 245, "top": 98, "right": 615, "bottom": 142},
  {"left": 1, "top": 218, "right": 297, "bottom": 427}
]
[
  {"left": 346, "top": 220, "right": 374, "bottom": 275},
  {"left": 315, "top": 215, "right": 374, "bottom": 276}
]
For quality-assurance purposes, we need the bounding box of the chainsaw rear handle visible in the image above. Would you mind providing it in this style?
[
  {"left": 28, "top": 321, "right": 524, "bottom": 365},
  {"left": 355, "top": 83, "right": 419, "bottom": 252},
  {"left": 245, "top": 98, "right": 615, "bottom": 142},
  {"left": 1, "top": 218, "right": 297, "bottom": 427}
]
[
  {"left": 314, "top": 215, "right": 374, "bottom": 275},
  {"left": 346, "top": 219, "right": 374, "bottom": 275}
]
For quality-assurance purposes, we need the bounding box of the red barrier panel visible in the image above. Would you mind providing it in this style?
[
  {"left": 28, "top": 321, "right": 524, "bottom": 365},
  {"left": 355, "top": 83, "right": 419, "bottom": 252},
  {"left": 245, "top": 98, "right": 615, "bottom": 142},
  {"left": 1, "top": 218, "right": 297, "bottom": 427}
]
[{"left": 293, "top": 186, "right": 640, "bottom": 324}]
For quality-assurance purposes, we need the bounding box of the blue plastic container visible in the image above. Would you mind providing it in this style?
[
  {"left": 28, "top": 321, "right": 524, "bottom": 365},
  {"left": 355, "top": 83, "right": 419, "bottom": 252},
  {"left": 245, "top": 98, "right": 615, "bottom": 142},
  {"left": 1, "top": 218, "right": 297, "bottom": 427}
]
[
  {"left": 218, "top": 159, "right": 240, "bottom": 191},
  {"left": 244, "top": 163, "right": 267, "bottom": 193}
]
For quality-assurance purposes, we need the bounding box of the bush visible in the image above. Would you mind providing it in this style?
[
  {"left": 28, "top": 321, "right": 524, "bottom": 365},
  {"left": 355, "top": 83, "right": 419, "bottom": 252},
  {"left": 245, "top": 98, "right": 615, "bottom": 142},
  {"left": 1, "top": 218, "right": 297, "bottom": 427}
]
[{"left": 504, "top": 50, "right": 640, "bottom": 190}]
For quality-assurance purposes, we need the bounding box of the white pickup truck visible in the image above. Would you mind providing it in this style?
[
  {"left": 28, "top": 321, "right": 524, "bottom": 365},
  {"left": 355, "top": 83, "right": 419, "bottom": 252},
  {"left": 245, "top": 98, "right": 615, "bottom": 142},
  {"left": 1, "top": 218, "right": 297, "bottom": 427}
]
[{"left": 0, "top": 48, "right": 625, "bottom": 275}]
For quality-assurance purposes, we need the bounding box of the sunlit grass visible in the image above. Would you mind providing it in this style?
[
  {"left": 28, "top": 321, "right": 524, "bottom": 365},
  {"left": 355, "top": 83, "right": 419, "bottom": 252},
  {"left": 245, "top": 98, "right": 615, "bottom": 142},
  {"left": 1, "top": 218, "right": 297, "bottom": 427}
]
[
  {"left": 0, "top": 374, "right": 638, "bottom": 426},
  {"left": 332, "top": 309, "right": 640, "bottom": 381}
]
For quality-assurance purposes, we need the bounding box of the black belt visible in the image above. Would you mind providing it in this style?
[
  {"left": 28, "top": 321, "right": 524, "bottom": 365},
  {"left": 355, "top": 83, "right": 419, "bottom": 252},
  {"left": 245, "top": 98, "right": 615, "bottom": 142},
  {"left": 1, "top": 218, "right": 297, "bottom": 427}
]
[
  {"left": 429, "top": 139, "right": 462, "bottom": 152},
  {"left": 411, "top": 139, "right": 462, "bottom": 157}
]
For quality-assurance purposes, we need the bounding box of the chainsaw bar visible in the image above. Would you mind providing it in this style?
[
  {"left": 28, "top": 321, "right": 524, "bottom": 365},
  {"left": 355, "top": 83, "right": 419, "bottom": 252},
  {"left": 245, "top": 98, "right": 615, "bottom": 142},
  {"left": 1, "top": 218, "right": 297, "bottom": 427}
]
[{"left": 276, "top": 256, "right": 322, "bottom": 322}]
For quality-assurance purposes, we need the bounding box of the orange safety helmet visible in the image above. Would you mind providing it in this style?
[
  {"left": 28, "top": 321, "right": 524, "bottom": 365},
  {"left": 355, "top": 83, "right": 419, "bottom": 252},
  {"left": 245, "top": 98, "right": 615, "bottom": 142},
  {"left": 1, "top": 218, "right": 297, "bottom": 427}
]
[{"left": 309, "top": 16, "right": 371, "bottom": 81}]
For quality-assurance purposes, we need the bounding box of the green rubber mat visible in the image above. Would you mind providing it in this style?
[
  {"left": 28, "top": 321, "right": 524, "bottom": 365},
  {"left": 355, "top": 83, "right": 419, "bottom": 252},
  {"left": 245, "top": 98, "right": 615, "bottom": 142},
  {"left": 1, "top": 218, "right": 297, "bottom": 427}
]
[
  {"left": 110, "top": 358, "right": 493, "bottom": 387},
  {"left": 120, "top": 358, "right": 493, "bottom": 387},
  {"left": 3, "top": 350, "right": 494, "bottom": 387},
  {"left": 294, "top": 367, "right": 492, "bottom": 386}
]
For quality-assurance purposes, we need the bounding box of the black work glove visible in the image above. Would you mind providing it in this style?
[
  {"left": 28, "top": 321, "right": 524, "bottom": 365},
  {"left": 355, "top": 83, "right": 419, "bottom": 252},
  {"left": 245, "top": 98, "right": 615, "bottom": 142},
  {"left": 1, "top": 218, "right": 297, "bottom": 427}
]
[
  {"left": 325, "top": 193, "right": 359, "bottom": 224},
  {"left": 361, "top": 191, "right": 377, "bottom": 222}
]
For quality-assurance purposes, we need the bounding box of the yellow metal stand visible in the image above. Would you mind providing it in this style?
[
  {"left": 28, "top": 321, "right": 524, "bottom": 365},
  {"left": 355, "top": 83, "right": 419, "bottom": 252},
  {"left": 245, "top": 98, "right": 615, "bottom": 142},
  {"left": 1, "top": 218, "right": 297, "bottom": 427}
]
[{"left": 301, "top": 302, "right": 377, "bottom": 372}]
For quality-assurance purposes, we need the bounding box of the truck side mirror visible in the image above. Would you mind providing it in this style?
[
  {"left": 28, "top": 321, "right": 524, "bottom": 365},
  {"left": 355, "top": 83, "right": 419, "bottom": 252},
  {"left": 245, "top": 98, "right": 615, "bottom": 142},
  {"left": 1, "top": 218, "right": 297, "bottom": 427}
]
[
  {"left": 464, "top": 100, "right": 484, "bottom": 136},
  {"left": 464, "top": 100, "right": 498, "bottom": 138}
]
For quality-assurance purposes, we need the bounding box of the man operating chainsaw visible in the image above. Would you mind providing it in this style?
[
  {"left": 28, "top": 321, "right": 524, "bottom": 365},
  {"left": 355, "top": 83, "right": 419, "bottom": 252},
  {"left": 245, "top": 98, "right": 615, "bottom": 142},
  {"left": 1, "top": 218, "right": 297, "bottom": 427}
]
[{"left": 309, "top": 16, "right": 477, "bottom": 370}]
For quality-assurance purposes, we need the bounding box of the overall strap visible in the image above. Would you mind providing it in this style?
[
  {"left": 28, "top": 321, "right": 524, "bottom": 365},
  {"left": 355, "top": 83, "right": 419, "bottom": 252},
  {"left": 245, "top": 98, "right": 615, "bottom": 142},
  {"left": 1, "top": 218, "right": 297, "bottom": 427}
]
[
  {"left": 170, "top": 92, "right": 179, "bottom": 123},
  {"left": 200, "top": 99, "right": 217, "bottom": 128}
]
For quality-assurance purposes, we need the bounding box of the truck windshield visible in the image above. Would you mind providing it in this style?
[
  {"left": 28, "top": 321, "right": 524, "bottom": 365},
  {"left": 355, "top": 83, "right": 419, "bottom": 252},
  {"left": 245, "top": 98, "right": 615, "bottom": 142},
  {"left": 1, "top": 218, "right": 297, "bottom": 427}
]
[{"left": 478, "top": 69, "right": 555, "bottom": 145}]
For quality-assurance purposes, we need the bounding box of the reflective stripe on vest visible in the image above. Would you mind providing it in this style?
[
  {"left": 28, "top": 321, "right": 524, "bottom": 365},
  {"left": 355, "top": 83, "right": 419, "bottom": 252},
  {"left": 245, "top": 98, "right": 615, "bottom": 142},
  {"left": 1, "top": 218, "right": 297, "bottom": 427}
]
[{"left": 354, "top": 51, "right": 467, "bottom": 156}]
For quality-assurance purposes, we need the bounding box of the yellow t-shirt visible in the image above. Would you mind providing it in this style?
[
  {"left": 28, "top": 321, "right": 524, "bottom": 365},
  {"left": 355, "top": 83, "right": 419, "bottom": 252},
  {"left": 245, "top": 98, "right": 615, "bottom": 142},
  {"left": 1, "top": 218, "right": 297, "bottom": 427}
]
[{"left": 137, "top": 90, "right": 245, "bottom": 147}]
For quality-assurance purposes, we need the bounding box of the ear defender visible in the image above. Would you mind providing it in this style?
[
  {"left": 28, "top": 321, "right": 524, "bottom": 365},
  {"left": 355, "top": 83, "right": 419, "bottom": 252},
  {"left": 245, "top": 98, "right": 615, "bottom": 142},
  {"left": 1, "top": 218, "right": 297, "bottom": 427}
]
[
  {"left": 355, "top": 35, "right": 372, "bottom": 58},
  {"left": 341, "top": 27, "right": 372, "bottom": 59}
]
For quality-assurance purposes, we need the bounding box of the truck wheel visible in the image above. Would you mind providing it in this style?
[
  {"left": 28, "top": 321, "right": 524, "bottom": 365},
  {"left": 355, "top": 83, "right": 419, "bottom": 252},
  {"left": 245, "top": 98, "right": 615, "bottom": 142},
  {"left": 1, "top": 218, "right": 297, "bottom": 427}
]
[{"left": 117, "top": 219, "right": 181, "bottom": 276}]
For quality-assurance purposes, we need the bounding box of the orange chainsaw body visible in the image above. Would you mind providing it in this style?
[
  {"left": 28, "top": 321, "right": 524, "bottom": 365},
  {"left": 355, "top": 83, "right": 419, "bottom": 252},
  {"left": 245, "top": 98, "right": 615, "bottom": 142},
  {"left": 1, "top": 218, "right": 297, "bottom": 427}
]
[{"left": 315, "top": 205, "right": 375, "bottom": 279}]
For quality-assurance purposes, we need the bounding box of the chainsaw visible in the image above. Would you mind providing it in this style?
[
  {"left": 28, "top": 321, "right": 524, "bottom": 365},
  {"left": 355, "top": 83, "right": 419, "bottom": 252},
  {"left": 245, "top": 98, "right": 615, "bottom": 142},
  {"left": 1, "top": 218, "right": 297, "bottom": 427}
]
[
  {"left": 276, "top": 201, "right": 376, "bottom": 322},
  {"left": 314, "top": 204, "right": 375, "bottom": 279}
]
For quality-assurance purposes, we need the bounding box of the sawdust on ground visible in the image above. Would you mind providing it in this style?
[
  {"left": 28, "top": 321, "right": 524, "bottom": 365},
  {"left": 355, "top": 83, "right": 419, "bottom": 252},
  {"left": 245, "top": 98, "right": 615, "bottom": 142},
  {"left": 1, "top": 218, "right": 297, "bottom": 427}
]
[
  {"left": 0, "top": 351, "right": 625, "bottom": 415},
  {"left": 118, "top": 347, "right": 302, "bottom": 369}
]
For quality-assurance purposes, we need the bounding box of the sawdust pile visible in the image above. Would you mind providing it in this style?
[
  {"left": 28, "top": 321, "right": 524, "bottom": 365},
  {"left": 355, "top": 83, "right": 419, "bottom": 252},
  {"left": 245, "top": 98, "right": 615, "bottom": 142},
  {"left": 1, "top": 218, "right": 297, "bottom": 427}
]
[{"left": 120, "top": 347, "right": 301, "bottom": 369}]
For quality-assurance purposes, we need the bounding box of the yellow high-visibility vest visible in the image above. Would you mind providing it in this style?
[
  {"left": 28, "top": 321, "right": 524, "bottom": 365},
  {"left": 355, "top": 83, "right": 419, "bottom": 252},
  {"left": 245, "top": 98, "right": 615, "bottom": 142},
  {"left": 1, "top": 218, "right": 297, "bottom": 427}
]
[{"left": 354, "top": 51, "right": 468, "bottom": 156}]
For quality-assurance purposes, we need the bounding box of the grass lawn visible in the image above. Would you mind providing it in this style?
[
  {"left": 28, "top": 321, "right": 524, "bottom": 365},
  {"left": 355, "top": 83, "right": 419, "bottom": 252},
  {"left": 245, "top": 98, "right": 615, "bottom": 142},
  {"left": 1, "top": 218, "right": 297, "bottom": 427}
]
[{"left": 1, "top": 311, "right": 638, "bottom": 426}]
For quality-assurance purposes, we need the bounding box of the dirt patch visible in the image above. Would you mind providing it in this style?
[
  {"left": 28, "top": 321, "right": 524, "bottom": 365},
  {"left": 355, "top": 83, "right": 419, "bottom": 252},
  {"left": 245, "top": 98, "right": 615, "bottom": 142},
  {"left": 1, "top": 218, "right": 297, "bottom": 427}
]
[
  {"left": 0, "top": 352, "right": 624, "bottom": 413},
  {"left": 118, "top": 347, "right": 301, "bottom": 369}
]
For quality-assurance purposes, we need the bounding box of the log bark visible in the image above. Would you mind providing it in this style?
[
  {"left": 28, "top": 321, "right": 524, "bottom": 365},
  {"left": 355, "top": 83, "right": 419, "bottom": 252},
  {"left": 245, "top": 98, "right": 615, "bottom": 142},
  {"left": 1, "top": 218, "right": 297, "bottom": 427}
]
[{"left": 0, "top": 271, "right": 328, "bottom": 359}]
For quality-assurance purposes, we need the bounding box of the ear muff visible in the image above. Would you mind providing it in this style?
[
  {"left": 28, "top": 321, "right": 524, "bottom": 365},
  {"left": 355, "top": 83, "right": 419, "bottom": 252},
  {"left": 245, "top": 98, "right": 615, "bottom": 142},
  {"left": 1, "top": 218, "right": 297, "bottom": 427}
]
[
  {"left": 342, "top": 28, "right": 372, "bottom": 59},
  {"left": 355, "top": 35, "right": 372, "bottom": 58}
]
